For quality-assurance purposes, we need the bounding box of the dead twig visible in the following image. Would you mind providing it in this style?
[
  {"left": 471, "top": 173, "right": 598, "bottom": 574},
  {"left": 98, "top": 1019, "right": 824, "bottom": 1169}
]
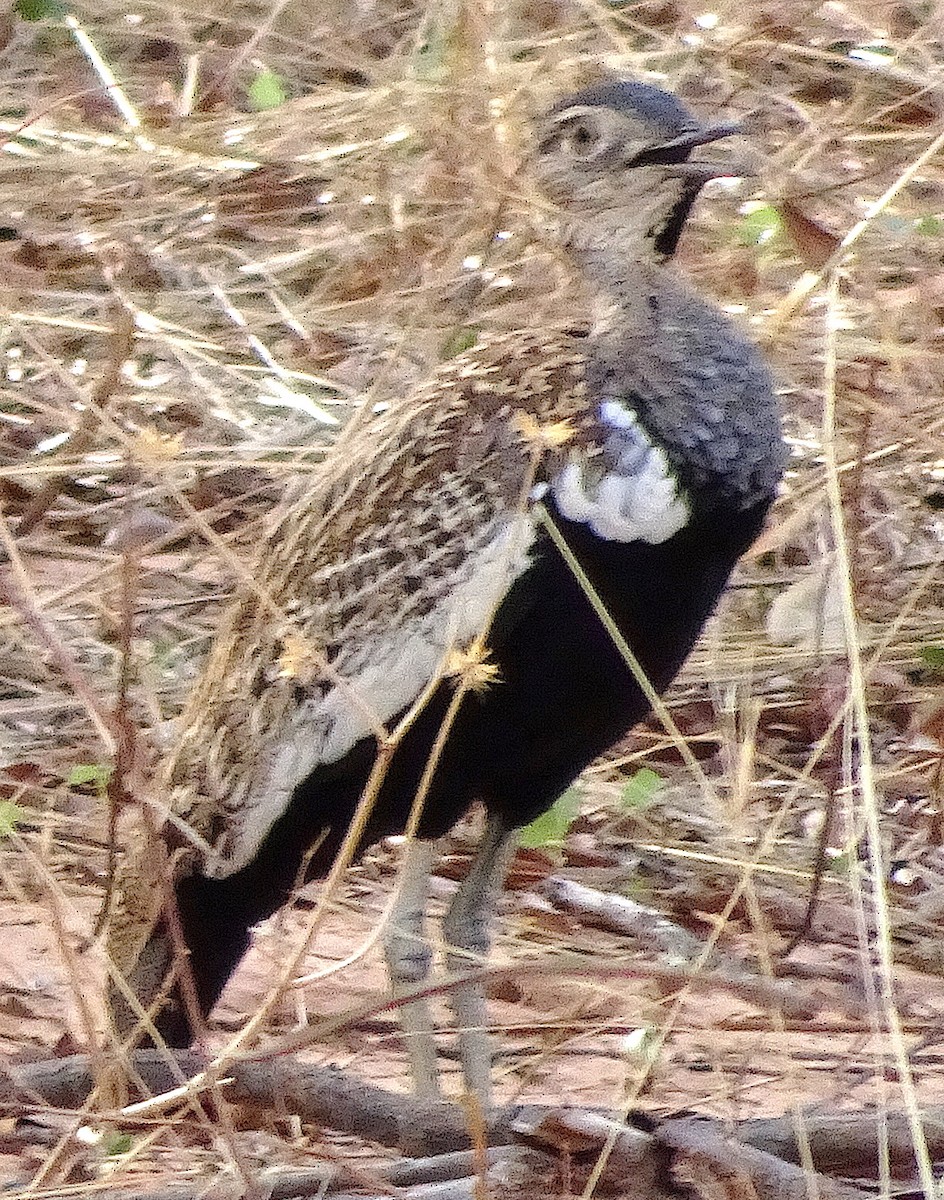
[{"left": 15, "top": 303, "right": 135, "bottom": 538}]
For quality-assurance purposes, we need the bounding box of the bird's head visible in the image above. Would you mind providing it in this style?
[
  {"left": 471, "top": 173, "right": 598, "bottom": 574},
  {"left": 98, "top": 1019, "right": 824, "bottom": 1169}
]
[{"left": 532, "top": 80, "right": 742, "bottom": 263}]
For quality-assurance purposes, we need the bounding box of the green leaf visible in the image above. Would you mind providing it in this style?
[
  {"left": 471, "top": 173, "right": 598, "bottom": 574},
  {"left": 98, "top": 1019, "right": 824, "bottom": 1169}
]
[
  {"left": 14, "top": 0, "right": 68, "bottom": 18},
  {"left": 920, "top": 645, "right": 944, "bottom": 676},
  {"left": 738, "top": 204, "right": 782, "bottom": 247},
  {"left": 916, "top": 216, "right": 943, "bottom": 236},
  {"left": 247, "top": 68, "right": 287, "bottom": 111},
  {"left": 411, "top": 17, "right": 450, "bottom": 80},
  {"left": 0, "top": 800, "right": 24, "bottom": 838},
  {"left": 826, "top": 850, "right": 853, "bottom": 875},
  {"left": 105, "top": 1132, "right": 133, "bottom": 1156},
  {"left": 518, "top": 788, "right": 582, "bottom": 849},
  {"left": 619, "top": 767, "right": 663, "bottom": 810},
  {"left": 441, "top": 327, "right": 479, "bottom": 359},
  {"left": 68, "top": 762, "right": 112, "bottom": 790}
]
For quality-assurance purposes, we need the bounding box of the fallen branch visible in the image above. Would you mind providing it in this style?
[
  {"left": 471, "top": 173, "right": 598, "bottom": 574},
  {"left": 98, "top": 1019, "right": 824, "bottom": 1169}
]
[
  {"left": 737, "top": 1109, "right": 944, "bottom": 1178},
  {"left": 10, "top": 1051, "right": 944, "bottom": 1191},
  {"left": 9, "top": 1051, "right": 513, "bottom": 1157},
  {"left": 658, "top": 1115, "right": 869, "bottom": 1200}
]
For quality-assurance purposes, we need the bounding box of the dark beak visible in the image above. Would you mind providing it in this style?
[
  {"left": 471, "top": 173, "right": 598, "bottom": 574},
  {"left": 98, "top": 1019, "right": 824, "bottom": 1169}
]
[
  {"left": 662, "top": 120, "right": 741, "bottom": 151},
  {"left": 664, "top": 122, "right": 751, "bottom": 182},
  {"left": 668, "top": 159, "right": 752, "bottom": 183}
]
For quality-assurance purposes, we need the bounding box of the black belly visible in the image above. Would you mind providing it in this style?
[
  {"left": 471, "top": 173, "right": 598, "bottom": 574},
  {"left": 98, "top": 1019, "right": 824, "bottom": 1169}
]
[{"left": 172, "top": 499, "right": 770, "bottom": 1024}]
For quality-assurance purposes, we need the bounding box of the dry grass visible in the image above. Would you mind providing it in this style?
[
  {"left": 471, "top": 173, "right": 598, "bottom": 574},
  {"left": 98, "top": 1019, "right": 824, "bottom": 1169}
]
[{"left": 3, "top": 0, "right": 944, "bottom": 1193}]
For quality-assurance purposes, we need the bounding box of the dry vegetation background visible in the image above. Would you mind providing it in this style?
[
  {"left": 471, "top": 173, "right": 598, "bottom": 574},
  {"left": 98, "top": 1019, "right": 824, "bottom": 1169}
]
[{"left": 2, "top": 0, "right": 944, "bottom": 1196}]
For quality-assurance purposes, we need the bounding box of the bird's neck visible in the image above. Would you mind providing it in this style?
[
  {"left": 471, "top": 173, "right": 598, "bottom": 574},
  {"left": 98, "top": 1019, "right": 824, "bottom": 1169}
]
[
  {"left": 572, "top": 249, "right": 786, "bottom": 512},
  {"left": 564, "top": 223, "right": 666, "bottom": 310},
  {"left": 571, "top": 244, "right": 672, "bottom": 342}
]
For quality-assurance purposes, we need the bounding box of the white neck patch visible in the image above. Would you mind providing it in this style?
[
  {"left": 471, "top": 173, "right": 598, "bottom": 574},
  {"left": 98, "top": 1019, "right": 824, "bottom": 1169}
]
[{"left": 550, "top": 400, "right": 689, "bottom": 544}]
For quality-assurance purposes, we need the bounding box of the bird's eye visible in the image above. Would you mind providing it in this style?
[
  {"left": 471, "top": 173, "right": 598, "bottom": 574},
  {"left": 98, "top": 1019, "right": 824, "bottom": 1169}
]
[
  {"left": 568, "top": 120, "right": 597, "bottom": 155},
  {"left": 538, "top": 110, "right": 610, "bottom": 160}
]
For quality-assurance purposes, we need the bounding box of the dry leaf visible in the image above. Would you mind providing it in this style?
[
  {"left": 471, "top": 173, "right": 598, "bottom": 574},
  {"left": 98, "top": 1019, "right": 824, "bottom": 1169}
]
[{"left": 777, "top": 200, "right": 841, "bottom": 270}]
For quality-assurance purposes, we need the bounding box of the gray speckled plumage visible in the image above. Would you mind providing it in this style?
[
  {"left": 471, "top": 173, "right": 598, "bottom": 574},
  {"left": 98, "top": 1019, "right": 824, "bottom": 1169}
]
[
  {"left": 550, "top": 79, "right": 719, "bottom": 140},
  {"left": 585, "top": 270, "right": 785, "bottom": 506}
]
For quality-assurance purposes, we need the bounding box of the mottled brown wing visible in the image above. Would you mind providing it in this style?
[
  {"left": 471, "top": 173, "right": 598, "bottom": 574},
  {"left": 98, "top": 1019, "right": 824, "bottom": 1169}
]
[{"left": 161, "top": 329, "right": 590, "bottom": 877}]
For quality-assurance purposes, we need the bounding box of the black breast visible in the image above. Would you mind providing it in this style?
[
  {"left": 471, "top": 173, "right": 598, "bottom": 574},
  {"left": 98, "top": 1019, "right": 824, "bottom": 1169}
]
[
  {"left": 168, "top": 494, "right": 771, "bottom": 1026},
  {"left": 397, "top": 495, "right": 773, "bottom": 833}
]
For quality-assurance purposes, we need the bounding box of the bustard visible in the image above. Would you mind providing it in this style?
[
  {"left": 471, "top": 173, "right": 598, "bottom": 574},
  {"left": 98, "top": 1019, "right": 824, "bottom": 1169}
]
[{"left": 109, "top": 79, "right": 785, "bottom": 1108}]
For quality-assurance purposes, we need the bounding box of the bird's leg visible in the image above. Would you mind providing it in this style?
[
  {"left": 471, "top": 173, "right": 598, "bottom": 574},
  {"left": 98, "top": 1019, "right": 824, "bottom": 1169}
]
[
  {"left": 382, "top": 837, "right": 443, "bottom": 1098},
  {"left": 441, "top": 815, "right": 517, "bottom": 1108}
]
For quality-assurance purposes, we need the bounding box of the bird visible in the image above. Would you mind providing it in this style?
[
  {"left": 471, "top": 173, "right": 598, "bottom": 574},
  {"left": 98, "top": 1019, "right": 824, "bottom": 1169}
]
[{"left": 108, "top": 78, "right": 785, "bottom": 1108}]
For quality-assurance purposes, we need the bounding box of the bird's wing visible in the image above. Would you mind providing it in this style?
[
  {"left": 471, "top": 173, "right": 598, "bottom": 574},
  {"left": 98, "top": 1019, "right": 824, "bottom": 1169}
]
[{"left": 162, "top": 330, "right": 589, "bottom": 876}]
